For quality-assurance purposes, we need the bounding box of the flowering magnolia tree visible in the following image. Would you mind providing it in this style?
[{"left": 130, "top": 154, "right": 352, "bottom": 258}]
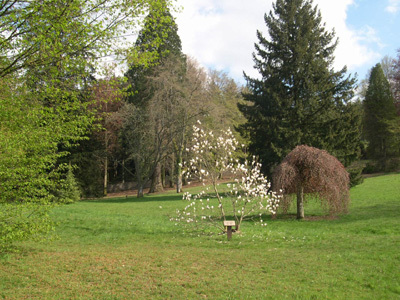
[{"left": 172, "top": 122, "right": 280, "bottom": 233}]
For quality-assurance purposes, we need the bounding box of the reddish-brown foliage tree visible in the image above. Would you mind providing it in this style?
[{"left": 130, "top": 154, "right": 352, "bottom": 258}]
[
  {"left": 90, "top": 75, "right": 124, "bottom": 196},
  {"left": 273, "top": 145, "right": 350, "bottom": 219}
]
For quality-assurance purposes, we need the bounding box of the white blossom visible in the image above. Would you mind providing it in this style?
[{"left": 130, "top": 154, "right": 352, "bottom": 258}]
[{"left": 172, "top": 122, "right": 280, "bottom": 231}]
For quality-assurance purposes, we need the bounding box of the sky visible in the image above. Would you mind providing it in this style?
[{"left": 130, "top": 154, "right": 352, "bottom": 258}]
[{"left": 174, "top": 0, "right": 400, "bottom": 85}]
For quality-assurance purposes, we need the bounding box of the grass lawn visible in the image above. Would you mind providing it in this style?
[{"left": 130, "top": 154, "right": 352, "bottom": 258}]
[{"left": 1, "top": 173, "right": 399, "bottom": 299}]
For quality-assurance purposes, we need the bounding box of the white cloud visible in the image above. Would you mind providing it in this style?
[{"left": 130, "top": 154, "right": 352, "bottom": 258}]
[
  {"left": 386, "top": 0, "right": 400, "bottom": 13},
  {"left": 175, "top": 0, "right": 271, "bottom": 82},
  {"left": 175, "top": 0, "right": 381, "bottom": 83},
  {"left": 316, "top": 1, "right": 381, "bottom": 73}
]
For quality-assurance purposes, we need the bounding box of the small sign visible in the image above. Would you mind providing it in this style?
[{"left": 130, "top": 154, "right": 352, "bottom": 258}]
[{"left": 224, "top": 220, "right": 236, "bottom": 227}]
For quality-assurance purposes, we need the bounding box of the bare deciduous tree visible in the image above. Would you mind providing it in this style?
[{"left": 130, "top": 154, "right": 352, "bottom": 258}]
[{"left": 146, "top": 56, "right": 208, "bottom": 193}]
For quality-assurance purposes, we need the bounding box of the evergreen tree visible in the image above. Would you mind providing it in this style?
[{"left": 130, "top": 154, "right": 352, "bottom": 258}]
[
  {"left": 58, "top": 167, "right": 81, "bottom": 204},
  {"left": 123, "top": 4, "right": 185, "bottom": 196},
  {"left": 239, "top": 0, "right": 361, "bottom": 175},
  {"left": 394, "top": 49, "right": 400, "bottom": 103},
  {"left": 126, "top": 3, "right": 185, "bottom": 107},
  {"left": 363, "top": 63, "right": 399, "bottom": 161}
]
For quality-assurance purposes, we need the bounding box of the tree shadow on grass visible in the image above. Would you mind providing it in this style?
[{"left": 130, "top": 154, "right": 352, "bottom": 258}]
[
  {"left": 341, "top": 202, "right": 400, "bottom": 222},
  {"left": 269, "top": 201, "right": 399, "bottom": 223},
  {"left": 273, "top": 213, "right": 339, "bottom": 221},
  {"left": 82, "top": 194, "right": 182, "bottom": 204}
]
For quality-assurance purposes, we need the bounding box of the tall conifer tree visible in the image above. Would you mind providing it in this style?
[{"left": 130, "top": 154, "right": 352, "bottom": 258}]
[
  {"left": 239, "top": 0, "right": 361, "bottom": 175},
  {"left": 364, "top": 63, "right": 399, "bottom": 161},
  {"left": 123, "top": 4, "right": 185, "bottom": 195},
  {"left": 126, "top": 2, "right": 184, "bottom": 106}
]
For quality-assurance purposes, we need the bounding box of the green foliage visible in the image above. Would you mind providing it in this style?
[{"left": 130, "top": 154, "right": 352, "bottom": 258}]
[
  {"left": 205, "top": 70, "right": 248, "bottom": 145},
  {"left": 385, "top": 157, "right": 400, "bottom": 172},
  {"left": 123, "top": 6, "right": 186, "bottom": 195},
  {"left": 57, "top": 167, "right": 82, "bottom": 204},
  {"left": 0, "top": 0, "right": 174, "bottom": 78},
  {"left": 0, "top": 0, "right": 177, "bottom": 246},
  {"left": 126, "top": 4, "right": 185, "bottom": 107},
  {"left": 0, "top": 203, "right": 55, "bottom": 250},
  {"left": 239, "top": 0, "right": 361, "bottom": 175},
  {"left": 68, "top": 134, "right": 106, "bottom": 198},
  {"left": 363, "top": 63, "right": 400, "bottom": 161},
  {"left": 119, "top": 103, "right": 156, "bottom": 197},
  {"left": 347, "top": 163, "right": 365, "bottom": 187},
  {"left": 0, "top": 75, "right": 91, "bottom": 247}
]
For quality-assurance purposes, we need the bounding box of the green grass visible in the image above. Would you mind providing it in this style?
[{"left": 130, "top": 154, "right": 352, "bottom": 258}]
[{"left": 1, "top": 173, "right": 399, "bottom": 299}]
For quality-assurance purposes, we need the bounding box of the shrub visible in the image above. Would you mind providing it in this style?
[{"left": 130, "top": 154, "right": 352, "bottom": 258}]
[
  {"left": 347, "top": 162, "right": 365, "bottom": 187},
  {"left": 384, "top": 157, "right": 400, "bottom": 172},
  {"left": 58, "top": 167, "right": 81, "bottom": 204}
]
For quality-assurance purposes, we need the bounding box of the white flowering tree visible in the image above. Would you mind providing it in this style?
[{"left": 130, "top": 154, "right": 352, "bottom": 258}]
[{"left": 172, "top": 122, "right": 280, "bottom": 234}]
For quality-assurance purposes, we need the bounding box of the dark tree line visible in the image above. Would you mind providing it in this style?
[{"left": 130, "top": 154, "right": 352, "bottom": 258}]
[
  {"left": 67, "top": 0, "right": 400, "bottom": 201},
  {"left": 77, "top": 0, "right": 400, "bottom": 200},
  {"left": 73, "top": 5, "right": 247, "bottom": 198}
]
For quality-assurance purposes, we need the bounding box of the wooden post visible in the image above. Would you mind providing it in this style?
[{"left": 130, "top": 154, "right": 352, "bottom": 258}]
[{"left": 224, "top": 220, "right": 236, "bottom": 241}]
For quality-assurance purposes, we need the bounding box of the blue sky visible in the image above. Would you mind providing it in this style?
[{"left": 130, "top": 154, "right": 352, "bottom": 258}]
[
  {"left": 345, "top": 0, "right": 400, "bottom": 80},
  {"left": 175, "top": 0, "right": 400, "bottom": 85}
]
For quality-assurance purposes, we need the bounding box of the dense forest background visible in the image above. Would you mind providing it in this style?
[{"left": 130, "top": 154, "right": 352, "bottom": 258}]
[{"left": 72, "top": 3, "right": 400, "bottom": 198}]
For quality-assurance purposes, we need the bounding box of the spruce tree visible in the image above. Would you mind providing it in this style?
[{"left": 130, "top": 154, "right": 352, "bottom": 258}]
[
  {"left": 363, "top": 63, "right": 399, "bottom": 162},
  {"left": 239, "top": 0, "right": 361, "bottom": 175}
]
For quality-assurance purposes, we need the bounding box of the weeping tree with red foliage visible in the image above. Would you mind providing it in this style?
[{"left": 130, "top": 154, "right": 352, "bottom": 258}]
[{"left": 273, "top": 145, "right": 350, "bottom": 219}]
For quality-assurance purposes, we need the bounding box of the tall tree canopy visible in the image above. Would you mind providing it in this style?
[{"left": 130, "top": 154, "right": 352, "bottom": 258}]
[
  {"left": 123, "top": 4, "right": 186, "bottom": 196},
  {"left": 239, "top": 0, "right": 361, "bottom": 175},
  {"left": 394, "top": 49, "right": 400, "bottom": 104},
  {"left": 363, "top": 63, "right": 400, "bottom": 161},
  {"left": 126, "top": 2, "right": 185, "bottom": 107},
  {"left": 0, "top": 0, "right": 175, "bottom": 247}
]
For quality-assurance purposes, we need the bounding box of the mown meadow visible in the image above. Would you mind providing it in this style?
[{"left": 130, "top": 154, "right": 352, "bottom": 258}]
[{"left": 1, "top": 173, "right": 399, "bottom": 299}]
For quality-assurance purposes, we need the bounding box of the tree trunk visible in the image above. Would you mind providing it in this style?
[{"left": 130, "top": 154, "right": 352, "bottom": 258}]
[
  {"left": 296, "top": 182, "right": 304, "bottom": 219},
  {"left": 176, "top": 174, "right": 183, "bottom": 193},
  {"left": 134, "top": 158, "right": 144, "bottom": 198},
  {"left": 169, "top": 156, "right": 175, "bottom": 188},
  {"left": 161, "top": 164, "right": 166, "bottom": 188},
  {"left": 103, "top": 155, "right": 108, "bottom": 197},
  {"left": 149, "top": 163, "right": 163, "bottom": 193},
  {"left": 137, "top": 184, "right": 144, "bottom": 198},
  {"left": 176, "top": 150, "right": 183, "bottom": 193},
  {"left": 122, "top": 159, "right": 125, "bottom": 184}
]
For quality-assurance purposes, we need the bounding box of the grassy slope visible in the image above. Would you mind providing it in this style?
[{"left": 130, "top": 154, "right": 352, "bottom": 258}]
[{"left": 0, "top": 174, "right": 399, "bottom": 299}]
